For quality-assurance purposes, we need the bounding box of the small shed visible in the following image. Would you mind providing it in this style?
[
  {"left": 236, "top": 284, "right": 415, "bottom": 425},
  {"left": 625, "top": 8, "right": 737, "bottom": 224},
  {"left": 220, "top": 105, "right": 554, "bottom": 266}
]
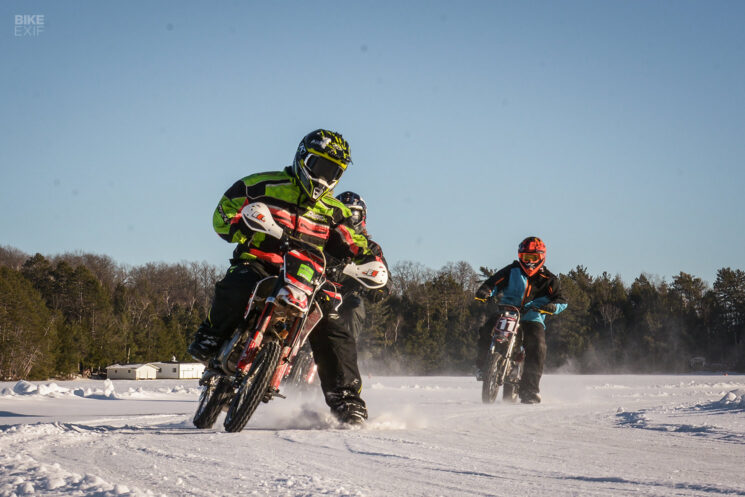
[
  {"left": 689, "top": 356, "right": 706, "bottom": 371},
  {"left": 106, "top": 363, "right": 159, "bottom": 380},
  {"left": 151, "top": 361, "right": 205, "bottom": 379}
]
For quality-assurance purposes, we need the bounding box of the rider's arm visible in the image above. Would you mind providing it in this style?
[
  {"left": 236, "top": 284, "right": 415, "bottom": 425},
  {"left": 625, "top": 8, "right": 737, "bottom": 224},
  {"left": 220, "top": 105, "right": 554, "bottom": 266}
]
[
  {"left": 367, "top": 239, "right": 389, "bottom": 270},
  {"left": 543, "top": 275, "right": 568, "bottom": 314},
  {"left": 213, "top": 172, "right": 289, "bottom": 244},
  {"left": 475, "top": 266, "right": 511, "bottom": 300},
  {"left": 525, "top": 273, "right": 568, "bottom": 314},
  {"left": 324, "top": 200, "right": 373, "bottom": 260},
  {"left": 213, "top": 179, "right": 252, "bottom": 244}
]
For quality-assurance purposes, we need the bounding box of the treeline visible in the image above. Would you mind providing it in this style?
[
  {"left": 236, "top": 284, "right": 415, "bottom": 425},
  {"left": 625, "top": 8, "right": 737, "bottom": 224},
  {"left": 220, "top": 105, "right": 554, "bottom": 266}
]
[
  {"left": 360, "top": 262, "right": 745, "bottom": 374},
  {"left": 1, "top": 245, "right": 744, "bottom": 380},
  {"left": 0, "top": 246, "right": 220, "bottom": 380}
]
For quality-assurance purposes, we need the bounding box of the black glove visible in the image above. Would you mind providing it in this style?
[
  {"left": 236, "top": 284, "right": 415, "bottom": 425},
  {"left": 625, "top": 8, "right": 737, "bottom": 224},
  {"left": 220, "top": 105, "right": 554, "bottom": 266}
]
[
  {"left": 540, "top": 303, "right": 558, "bottom": 314},
  {"left": 475, "top": 286, "right": 491, "bottom": 300}
]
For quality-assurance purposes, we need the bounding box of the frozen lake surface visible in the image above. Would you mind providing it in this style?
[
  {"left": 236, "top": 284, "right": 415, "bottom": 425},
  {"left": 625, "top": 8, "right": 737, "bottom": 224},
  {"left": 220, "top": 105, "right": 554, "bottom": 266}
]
[{"left": 1, "top": 374, "right": 744, "bottom": 496}]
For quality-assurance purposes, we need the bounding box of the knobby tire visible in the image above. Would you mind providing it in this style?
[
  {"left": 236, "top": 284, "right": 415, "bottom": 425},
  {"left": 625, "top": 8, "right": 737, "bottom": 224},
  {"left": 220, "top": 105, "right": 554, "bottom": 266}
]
[
  {"left": 286, "top": 349, "right": 314, "bottom": 389},
  {"left": 502, "top": 382, "right": 518, "bottom": 403},
  {"left": 193, "top": 377, "right": 232, "bottom": 429},
  {"left": 223, "top": 340, "right": 282, "bottom": 433},
  {"left": 482, "top": 352, "right": 504, "bottom": 404}
]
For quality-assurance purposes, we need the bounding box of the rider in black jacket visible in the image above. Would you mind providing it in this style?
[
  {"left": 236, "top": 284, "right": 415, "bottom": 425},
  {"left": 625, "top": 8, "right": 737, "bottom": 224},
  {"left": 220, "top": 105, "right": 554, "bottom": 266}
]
[
  {"left": 332, "top": 191, "right": 389, "bottom": 339},
  {"left": 474, "top": 237, "right": 568, "bottom": 404}
]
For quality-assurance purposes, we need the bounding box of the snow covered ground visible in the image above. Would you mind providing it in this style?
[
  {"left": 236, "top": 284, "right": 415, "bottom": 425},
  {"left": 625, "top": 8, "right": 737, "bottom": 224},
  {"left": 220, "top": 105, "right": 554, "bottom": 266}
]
[{"left": 1, "top": 374, "right": 744, "bottom": 497}]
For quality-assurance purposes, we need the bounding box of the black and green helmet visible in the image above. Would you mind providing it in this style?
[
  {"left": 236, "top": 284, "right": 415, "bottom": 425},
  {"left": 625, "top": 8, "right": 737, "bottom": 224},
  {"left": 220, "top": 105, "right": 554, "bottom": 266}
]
[{"left": 293, "top": 129, "right": 352, "bottom": 200}]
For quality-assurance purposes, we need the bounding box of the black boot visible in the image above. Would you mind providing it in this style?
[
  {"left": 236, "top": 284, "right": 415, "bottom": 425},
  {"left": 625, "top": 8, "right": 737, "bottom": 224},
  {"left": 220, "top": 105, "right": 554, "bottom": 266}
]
[
  {"left": 326, "top": 388, "right": 368, "bottom": 425},
  {"left": 187, "top": 323, "right": 222, "bottom": 363},
  {"left": 520, "top": 391, "right": 541, "bottom": 404}
]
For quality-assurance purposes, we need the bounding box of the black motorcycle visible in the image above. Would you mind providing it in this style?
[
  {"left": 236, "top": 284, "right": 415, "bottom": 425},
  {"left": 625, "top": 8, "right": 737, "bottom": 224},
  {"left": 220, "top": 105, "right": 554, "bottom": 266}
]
[{"left": 481, "top": 304, "right": 525, "bottom": 404}]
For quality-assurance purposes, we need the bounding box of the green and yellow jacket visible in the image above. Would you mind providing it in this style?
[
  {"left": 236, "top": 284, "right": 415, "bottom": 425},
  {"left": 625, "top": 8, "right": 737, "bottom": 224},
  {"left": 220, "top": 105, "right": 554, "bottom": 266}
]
[{"left": 213, "top": 168, "right": 371, "bottom": 267}]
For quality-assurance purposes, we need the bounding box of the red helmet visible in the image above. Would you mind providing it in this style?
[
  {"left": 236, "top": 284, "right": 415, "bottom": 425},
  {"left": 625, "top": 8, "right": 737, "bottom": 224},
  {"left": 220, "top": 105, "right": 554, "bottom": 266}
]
[{"left": 518, "top": 237, "right": 546, "bottom": 276}]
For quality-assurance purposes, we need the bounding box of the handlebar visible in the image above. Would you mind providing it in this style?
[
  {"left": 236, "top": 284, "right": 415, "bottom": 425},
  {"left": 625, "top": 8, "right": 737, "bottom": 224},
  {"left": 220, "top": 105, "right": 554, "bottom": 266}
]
[{"left": 473, "top": 297, "right": 554, "bottom": 315}]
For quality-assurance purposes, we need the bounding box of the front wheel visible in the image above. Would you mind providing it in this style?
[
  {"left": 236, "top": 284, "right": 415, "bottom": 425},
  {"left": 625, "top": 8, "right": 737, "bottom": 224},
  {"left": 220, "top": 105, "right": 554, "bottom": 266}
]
[
  {"left": 223, "top": 340, "right": 282, "bottom": 433},
  {"left": 482, "top": 352, "right": 507, "bottom": 404},
  {"left": 502, "top": 361, "right": 523, "bottom": 403},
  {"left": 193, "top": 375, "right": 232, "bottom": 429}
]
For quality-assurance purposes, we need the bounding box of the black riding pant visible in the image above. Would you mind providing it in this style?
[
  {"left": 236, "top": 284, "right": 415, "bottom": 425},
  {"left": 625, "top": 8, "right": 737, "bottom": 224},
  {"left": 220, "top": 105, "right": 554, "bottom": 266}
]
[
  {"left": 199, "top": 263, "right": 266, "bottom": 342},
  {"left": 518, "top": 321, "right": 546, "bottom": 396},
  {"left": 340, "top": 292, "right": 366, "bottom": 340},
  {"left": 477, "top": 317, "right": 546, "bottom": 396},
  {"left": 309, "top": 293, "right": 365, "bottom": 409}
]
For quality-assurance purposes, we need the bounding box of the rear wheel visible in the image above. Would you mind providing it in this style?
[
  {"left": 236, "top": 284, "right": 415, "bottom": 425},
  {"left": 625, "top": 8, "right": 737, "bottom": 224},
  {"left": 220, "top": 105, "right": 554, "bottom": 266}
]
[
  {"left": 285, "top": 346, "right": 315, "bottom": 390},
  {"left": 193, "top": 376, "right": 232, "bottom": 429},
  {"left": 223, "top": 340, "right": 282, "bottom": 432},
  {"left": 482, "top": 352, "right": 505, "bottom": 404},
  {"left": 502, "top": 382, "right": 518, "bottom": 403}
]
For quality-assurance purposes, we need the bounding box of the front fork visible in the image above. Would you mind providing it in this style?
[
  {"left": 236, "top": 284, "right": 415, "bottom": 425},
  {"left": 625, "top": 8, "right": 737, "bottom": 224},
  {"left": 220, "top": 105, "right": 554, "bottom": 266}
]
[
  {"left": 270, "top": 301, "right": 322, "bottom": 390},
  {"left": 233, "top": 302, "right": 305, "bottom": 394},
  {"left": 490, "top": 332, "right": 524, "bottom": 386},
  {"left": 269, "top": 316, "right": 303, "bottom": 390},
  {"left": 235, "top": 302, "right": 275, "bottom": 374},
  {"left": 496, "top": 338, "right": 516, "bottom": 386}
]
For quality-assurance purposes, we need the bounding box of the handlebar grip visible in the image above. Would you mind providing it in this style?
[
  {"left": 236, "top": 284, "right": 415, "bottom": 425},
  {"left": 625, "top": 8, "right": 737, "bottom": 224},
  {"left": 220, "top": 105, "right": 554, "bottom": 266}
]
[{"left": 520, "top": 306, "right": 553, "bottom": 315}]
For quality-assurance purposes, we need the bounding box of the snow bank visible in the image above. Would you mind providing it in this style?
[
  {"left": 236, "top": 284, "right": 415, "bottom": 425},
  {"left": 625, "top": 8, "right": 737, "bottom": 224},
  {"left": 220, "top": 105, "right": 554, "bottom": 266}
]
[
  {"left": 1, "top": 380, "right": 200, "bottom": 401},
  {"left": 12, "top": 380, "right": 43, "bottom": 395},
  {"left": 719, "top": 388, "right": 745, "bottom": 407},
  {"left": 0, "top": 452, "right": 160, "bottom": 497},
  {"left": 5, "top": 380, "right": 120, "bottom": 400}
]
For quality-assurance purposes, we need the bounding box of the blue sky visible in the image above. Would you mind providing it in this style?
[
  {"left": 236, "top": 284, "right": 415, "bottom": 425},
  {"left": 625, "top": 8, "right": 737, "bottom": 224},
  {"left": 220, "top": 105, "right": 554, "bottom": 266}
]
[{"left": 1, "top": 1, "right": 744, "bottom": 286}]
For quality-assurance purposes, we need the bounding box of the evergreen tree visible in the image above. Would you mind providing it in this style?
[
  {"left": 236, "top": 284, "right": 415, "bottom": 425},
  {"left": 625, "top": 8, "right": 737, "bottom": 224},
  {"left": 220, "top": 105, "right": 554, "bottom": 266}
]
[
  {"left": 0, "top": 267, "right": 58, "bottom": 380},
  {"left": 712, "top": 268, "right": 745, "bottom": 369}
]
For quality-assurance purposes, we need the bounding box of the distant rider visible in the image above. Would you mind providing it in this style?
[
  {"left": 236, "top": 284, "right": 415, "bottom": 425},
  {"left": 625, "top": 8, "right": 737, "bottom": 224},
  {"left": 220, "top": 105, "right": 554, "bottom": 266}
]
[
  {"left": 474, "top": 237, "right": 568, "bottom": 404},
  {"left": 187, "top": 129, "right": 373, "bottom": 424}
]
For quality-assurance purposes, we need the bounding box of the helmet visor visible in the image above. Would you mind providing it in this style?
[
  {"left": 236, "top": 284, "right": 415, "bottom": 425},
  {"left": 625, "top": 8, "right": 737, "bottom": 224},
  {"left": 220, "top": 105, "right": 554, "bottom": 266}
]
[
  {"left": 349, "top": 208, "right": 363, "bottom": 227},
  {"left": 304, "top": 154, "right": 344, "bottom": 187},
  {"left": 519, "top": 252, "right": 542, "bottom": 263}
]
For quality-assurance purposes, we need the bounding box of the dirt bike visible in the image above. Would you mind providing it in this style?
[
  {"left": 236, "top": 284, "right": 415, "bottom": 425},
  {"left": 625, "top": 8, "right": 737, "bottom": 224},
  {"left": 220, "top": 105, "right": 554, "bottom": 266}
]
[
  {"left": 479, "top": 303, "right": 555, "bottom": 404},
  {"left": 282, "top": 256, "right": 387, "bottom": 393},
  {"left": 191, "top": 202, "right": 388, "bottom": 431},
  {"left": 480, "top": 304, "right": 526, "bottom": 404}
]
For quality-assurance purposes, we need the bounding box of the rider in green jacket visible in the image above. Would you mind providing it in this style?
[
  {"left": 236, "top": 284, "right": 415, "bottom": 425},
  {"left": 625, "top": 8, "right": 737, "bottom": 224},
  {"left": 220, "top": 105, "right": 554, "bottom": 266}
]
[{"left": 188, "top": 129, "right": 373, "bottom": 424}]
